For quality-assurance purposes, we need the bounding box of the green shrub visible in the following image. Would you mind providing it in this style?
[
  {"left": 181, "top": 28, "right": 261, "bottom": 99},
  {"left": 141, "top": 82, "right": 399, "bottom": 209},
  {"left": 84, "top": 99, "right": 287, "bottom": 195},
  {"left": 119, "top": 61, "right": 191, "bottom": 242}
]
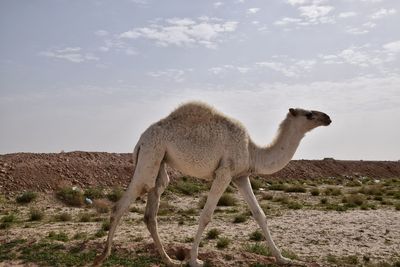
[
  {"left": 206, "top": 228, "right": 221, "bottom": 239},
  {"left": 106, "top": 187, "right": 124, "bottom": 202},
  {"left": 0, "top": 213, "right": 16, "bottom": 229},
  {"left": 56, "top": 212, "right": 72, "bottom": 222},
  {"left": 101, "top": 220, "right": 110, "bottom": 231},
  {"left": 56, "top": 187, "right": 84, "bottom": 207},
  {"left": 217, "top": 193, "right": 237, "bottom": 206},
  {"left": 320, "top": 198, "right": 328, "bottom": 204},
  {"left": 95, "top": 229, "right": 106, "bottom": 238},
  {"left": 29, "top": 208, "right": 44, "bottom": 221},
  {"left": 158, "top": 200, "right": 176, "bottom": 216},
  {"left": 324, "top": 187, "right": 342, "bottom": 196},
  {"left": 216, "top": 237, "right": 230, "bottom": 249},
  {"left": 84, "top": 187, "right": 104, "bottom": 199},
  {"left": 395, "top": 203, "right": 400, "bottom": 211},
  {"left": 287, "top": 201, "right": 303, "bottom": 210},
  {"left": 79, "top": 213, "right": 92, "bottom": 222},
  {"left": 250, "top": 178, "right": 264, "bottom": 191},
  {"left": 249, "top": 230, "right": 264, "bottom": 241},
  {"left": 284, "top": 185, "right": 306, "bottom": 193},
  {"left": 273, "top": 195, "right": 289, "bottom": 204},
  {"left": 16, "top": 191, "right": 37, "bottom": 204},
  {"left": 170, "top": 178, "right": 208, "bottom": 195},
  {"left": 358, "top": 185, "right": 384, "bottom": 196},
  {"left": 261, "top": 192, "right": 273, "bottom": 200},
  {"left": 342, "top": 194, "right": 365, "bottom": 207},
  {"left": 268, "top": 183, "right": 287, "bottom": 191},
  {"left": 244, "top": 243, "right": 271, "bottom": 256},
  {"left": 48, "top": 231, "right": 69, "bottom": 242},
  {"left": 233, "top": 213, "right": 248, "bottom": 223},
  {"left": 310, "top": 188, "right": 320, "bottom": 196}
]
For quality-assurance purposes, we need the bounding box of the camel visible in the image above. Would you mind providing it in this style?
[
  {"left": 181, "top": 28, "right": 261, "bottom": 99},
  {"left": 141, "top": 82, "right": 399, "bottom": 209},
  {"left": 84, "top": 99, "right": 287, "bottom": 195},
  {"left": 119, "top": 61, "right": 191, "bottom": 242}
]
[{"left": 93, "top": 101, "right": 331, "bottom": 267}]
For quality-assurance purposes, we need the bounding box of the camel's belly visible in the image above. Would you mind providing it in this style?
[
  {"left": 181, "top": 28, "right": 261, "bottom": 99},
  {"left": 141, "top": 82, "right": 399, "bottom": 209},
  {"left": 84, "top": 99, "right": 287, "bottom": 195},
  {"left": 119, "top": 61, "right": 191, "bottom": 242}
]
[{"left": 165, "top": 144, "right": 220, "bottom": 180}]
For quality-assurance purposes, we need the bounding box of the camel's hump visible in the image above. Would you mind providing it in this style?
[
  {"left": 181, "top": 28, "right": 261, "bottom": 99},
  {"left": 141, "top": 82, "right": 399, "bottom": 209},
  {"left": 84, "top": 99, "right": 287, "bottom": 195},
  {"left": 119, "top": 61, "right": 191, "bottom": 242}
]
[
  {"left": 165, "top": 101, "right": 245, "bottom": 131},
  {"left": 168, "top": 101, "right": 218, "bottom": 118}
]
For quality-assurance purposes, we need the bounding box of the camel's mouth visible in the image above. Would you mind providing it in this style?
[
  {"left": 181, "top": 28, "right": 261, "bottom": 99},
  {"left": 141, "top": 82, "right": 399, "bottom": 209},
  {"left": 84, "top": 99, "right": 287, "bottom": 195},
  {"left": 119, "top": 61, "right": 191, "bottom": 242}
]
[{"left": 323, "top": 115, "right": 332, "bottom": 126}]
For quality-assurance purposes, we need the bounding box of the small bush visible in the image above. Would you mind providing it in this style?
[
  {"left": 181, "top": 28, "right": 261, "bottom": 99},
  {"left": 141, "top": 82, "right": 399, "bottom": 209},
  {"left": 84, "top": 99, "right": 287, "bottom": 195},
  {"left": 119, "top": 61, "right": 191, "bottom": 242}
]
[
  {"left": 56, "top": 187, "right": 84, "bottom": 207},
  {"left": 93, "top": 199, "right": 110, "bottom": 214},
  {"left": 261, "top": 192, "right": 273, "bottom": 200},
  {"left": 84, "top": 187, "right": 104, "bottom": 199},
  {"left": 217, "top": 193, "right": 237, "bottom": 206},
  {"left": 342, "top": 194, "right": 365, "bottom": 207},
  {"left": 16, "top": 191, "right": 37, "bottom": 204},
  {"left": 107, "top": 187, "right": 124, "bottom": 202},
  {"left": 95, "top": 229, "right": 107, "bottom": 238},
  {"left": 56, "top": 212, "right": 72, "bottom": 222},
  {"left": 324, "top": 187, "right": 342, "bottom": 196},
  {"left": 268, "top": 183, "right": 287, "bottom": 191},
  {"left": 395, "top": 203, "right": 400, "bottom": 211},
  {"left": 284, "top": 185, "right": 306, "bottom": 193},
  {"left": 170, "top": 178, "right": 208, "bottom": 195},
  {"left": 358, "top": 185, "right": 383, "bottom": 196},
  {"left": 233, "top": 213, "right": 248, "bottom": 223},
  {"left": 249, "top": 230, "right": 264, "bottom": 241},
  {"left": 216, "top": 237, "right": 230, "bottom": 249},
  {"left": 79, "top": 213, "right": 92, "bottom": 222},
  {"left": 250, "top": 178, "right": 264, "bottom": 191},
  {"left": 101, "top": 220, "right": 111, "bottom": 231},
  {"left": 310, "top": 188, "right": 320, "bottom": 196},
  {"left": 287, "top": 201, "right": 303, "bottom": 210},
  {"left": 0, "top": 213, "right": 16, "bottom": 229},
  {"left": 29, "top": 208, "right": 44, "bottom": 221},
  {"left": 320, "top": 198, "right": 328, "bottom": 204},
  {"left": 48, "top": 231, "right": 69, "bottom": 242},
  {"left": 206, "top": 228, "right": 221, "bottom": 239},
  {"left": 244, "top": 243, "right": 271, "bottom": 256},
  {"left": 158, "top": 200, "right": 176, "bottom": 216},
  {"left": 274, "top": 195, "right": 289, "bottom": 204}
]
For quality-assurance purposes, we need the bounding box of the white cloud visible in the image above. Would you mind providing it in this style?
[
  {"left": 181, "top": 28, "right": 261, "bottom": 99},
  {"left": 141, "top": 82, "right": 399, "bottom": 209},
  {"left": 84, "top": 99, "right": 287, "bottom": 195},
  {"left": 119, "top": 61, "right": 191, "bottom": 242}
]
[
  {"left": 95, "top": 30, "right": 109, "bottom": 37},
  {"left": 345, "top": 22, "right": 376, "bottom": 35},
  {"left": 125, "top": 47, "right": 137, "bottom": 56},
  {"left": 274, "top": 17, "right": 302, "bottom": 26},
  {"left": 213, "top": 1, "right": 223, "bottom": 8},
  {"left": 370, "top": 8, "right": 397, "bottom": 19},
  {"left": 119, "top": 18, "right": 238, "bottom": 49},
  {"left": 39, "top": 47, "right": 99, "bottom": 63},
  {"left": 299, "top": 5, "right": 334, "bottom": 20},
  {"left": 247, "top": 8, "right": 260, "bottom": 14},
  {"left": 147, "top": 69, "right": 187, "bottom": 82},
  {"left": 320, "top": 46, "right": 386, "bottom": 67},
  {"left": 338, "top": 12, "right": 357, "bottom": 18},
  {"left": 383, "top": 40, "right": 400, "bottom": 53}
]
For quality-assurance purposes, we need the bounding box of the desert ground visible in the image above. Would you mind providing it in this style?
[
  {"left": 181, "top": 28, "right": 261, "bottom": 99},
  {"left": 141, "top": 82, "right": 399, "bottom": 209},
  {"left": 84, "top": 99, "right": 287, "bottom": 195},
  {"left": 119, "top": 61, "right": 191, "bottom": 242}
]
[{"left": 0, "top": 152, "right": 399, "bottom": 267}]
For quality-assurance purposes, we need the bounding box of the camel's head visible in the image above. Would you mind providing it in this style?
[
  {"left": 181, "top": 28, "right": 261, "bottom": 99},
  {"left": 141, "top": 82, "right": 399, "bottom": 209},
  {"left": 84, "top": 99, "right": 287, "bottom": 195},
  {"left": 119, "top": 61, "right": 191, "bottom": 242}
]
[{"left": 288, "top": 108, "right": 331, "bottom": 131}]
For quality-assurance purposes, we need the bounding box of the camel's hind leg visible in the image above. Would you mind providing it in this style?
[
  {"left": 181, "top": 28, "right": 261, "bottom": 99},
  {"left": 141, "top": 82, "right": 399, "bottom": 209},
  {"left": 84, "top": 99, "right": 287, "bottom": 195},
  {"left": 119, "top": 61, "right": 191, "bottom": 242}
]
[
  {"left": 93, "top": 145, "right": 165, "bottom": 267},
  {"left": 144, "top": 163, "right": 181, "bottom": 267},
  {"left": 189, "top": 165, "right": 231, "bottom": 267},
  {"left": 233, "top": 176, "right": 292, "bottom": 265}
]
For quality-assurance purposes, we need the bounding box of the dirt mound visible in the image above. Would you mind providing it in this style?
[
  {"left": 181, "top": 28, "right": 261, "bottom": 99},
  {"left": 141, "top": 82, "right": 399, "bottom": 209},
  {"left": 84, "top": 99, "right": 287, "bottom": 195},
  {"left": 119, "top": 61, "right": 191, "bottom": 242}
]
[{"left": 1, "top": 152, "right": 399, "bottom": 193}]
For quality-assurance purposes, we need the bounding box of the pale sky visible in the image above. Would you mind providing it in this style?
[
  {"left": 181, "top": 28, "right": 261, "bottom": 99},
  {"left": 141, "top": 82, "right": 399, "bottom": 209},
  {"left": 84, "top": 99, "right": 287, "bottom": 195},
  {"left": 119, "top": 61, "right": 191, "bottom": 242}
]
[{"left": 1, "top": 0, "right": 399, "bottom": 160}]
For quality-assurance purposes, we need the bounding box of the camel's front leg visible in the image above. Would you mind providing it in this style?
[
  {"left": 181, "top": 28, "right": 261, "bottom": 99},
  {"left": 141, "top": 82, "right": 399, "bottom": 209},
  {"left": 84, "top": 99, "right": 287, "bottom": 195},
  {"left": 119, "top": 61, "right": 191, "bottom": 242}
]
[
  {"left": 233, "top": 176, "right": 292, "bottom": 265},
  {"left": 144, "top": 163, "right": 181, "bottom": 267},
  {"left": 189, "top": 165, "right": 231, "bottom": 267}
]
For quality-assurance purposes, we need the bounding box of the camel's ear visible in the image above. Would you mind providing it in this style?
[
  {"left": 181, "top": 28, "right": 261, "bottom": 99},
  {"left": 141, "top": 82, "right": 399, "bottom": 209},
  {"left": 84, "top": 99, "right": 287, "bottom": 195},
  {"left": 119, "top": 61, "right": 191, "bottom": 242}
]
[{"left": 289, "top": 108, "right": 297, "bottom": 116}]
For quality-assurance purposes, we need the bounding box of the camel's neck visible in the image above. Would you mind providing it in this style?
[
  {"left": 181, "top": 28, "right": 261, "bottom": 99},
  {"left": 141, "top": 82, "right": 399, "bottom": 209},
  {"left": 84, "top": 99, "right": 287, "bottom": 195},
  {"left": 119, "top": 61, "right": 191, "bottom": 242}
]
[{"left": 250, "top": 117, "right": 305, "bottom": 175}]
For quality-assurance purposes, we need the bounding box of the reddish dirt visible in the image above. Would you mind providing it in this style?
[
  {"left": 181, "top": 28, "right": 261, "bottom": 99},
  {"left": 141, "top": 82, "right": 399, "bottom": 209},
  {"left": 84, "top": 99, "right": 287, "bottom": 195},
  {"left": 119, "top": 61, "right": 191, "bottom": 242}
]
[{"left": 1, "top": 151, "right": 400, "bottom": 193}]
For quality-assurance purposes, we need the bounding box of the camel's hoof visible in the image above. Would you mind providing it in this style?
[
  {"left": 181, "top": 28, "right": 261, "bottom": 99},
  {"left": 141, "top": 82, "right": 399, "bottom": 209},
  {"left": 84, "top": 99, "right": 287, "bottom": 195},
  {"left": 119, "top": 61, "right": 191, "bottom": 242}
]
[
  {"left": 165, "top": 258, "right": 183, "bottom": 267},
  {"left": 276, "top": 256, "right": 293, "bottom": 265},
  {"left": 93, "top": 253, "right": 107, "bottom": 267},
  {"left": 189, "top": 258, "right": 204, "bottom": 267}
]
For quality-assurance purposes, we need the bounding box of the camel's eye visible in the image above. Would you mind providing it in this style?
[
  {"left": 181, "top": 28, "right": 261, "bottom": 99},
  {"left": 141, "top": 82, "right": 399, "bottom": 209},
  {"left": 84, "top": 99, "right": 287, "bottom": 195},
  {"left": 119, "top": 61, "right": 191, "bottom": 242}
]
[{"left": 306, "top": 112, "right": 313, "bottom": 120}]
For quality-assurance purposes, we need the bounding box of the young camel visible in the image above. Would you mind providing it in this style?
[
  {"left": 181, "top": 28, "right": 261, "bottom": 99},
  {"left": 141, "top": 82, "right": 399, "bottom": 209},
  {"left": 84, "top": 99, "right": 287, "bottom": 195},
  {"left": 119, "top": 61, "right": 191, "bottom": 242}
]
[{"left": 93, "top": 101, "right": 331, "bottom": 267}]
